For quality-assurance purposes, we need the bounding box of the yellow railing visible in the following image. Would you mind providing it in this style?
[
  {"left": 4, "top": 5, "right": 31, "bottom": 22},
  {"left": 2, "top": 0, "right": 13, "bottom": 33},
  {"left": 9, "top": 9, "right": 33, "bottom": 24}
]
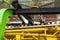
[{"left": 4, "top": 25, "right": 60, "bottom": 40}]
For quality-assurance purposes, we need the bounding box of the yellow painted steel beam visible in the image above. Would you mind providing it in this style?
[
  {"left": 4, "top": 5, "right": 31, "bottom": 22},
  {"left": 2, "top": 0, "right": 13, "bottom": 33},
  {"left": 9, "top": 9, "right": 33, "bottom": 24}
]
[
  {"left": 39, "top": 37, "right": 45, "bottom": 40},
  {"left": 16, "top": 35, "right": 20, "bottom": 40},
  {"left": 32, "top": 36, "right": 38, "bottom": 40},
  {"left": 5, "top": 33, "right": 39, "bottom": 36},
  {"left": 46, "top": 36, "right": 57, "bottom": 40},
  {"left": 5, "top": 33, "right": 58, "bottom": 37},
  {"left": 44, "top": 30, "right": 47, "bottom": 35},
  {"left": 6, "top": 28, "right": 48, "bottom": 33},
  {"left": 5, "top": 27, "right": 60, "bottom": 40},
  {"left": 21, "top": 38, "right": 33, "bottom": 40},
  {"left": 40, "top": 34, "right": 55, "bottom": 36},
  {"left": 53, "top": 31, "right": 59, "bottom": 36},
  {"left": 56, "top": 27, "right": 60, "bottom": 30}
]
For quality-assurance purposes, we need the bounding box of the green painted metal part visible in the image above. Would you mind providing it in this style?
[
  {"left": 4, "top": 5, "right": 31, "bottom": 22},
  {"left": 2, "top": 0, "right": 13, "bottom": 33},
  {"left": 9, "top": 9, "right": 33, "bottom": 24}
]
[{"left": 0, "top": 8, "right": 13, "bottom": 40}]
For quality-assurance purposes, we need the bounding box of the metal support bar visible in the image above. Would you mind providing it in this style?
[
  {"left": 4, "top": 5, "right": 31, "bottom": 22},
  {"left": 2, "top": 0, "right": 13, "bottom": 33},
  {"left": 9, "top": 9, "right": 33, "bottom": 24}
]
[
  {"left": 16, "top": 35, "right": 20, "bottom": 40},
  {"left": 15, "top": 7, "right": 60, "bottom": 15},
  {"left": 44, "top": 30, "right": 47, "bottom": 35},
  {"left": 53, "top": 31, "right": 59, "bottom": 36},
  {"left": 32, "top": 36, "right": 38, "bottom": 40}
]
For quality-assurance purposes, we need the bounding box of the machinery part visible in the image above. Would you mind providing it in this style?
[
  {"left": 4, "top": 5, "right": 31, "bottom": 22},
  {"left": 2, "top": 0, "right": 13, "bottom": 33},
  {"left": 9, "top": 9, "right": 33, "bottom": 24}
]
[
  {"left": 23, "top": 15, "right": 34, "bottom": 25},
  {"left": 0, "top": 9, "right": 13, "bottom": 40},
  {"left": 32, "top": 6, "right": 39, "bottom": 8},
  {"left": 19, "top": 15, "right": 29, "bottom": 25},
  {"left": 4, "top": 0, "right": 22, "bottom": 9},
  {"left": 5, "top": 26, "right": 60, "bottom": 40},
  {"left": 11, "top": 0, "right": 22, "bottom": 9},
  {"left": 10, "top": 0, "right": 33, "bottom": 25},
  {"left": 15, "top": 7, "right": 60, "bottom": 14},
  {"left": 4, "top": 0, "right": 35, "bottom": 25}
]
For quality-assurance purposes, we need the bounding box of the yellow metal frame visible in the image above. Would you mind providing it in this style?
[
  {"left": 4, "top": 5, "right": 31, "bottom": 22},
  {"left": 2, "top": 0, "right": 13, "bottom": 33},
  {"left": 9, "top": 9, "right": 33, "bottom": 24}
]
[
  {"left": 32, "top": 6, "right": 39, "bottom": 8},
  {"left": 4, "top": 26, "right": 60, "bottom": 40}
]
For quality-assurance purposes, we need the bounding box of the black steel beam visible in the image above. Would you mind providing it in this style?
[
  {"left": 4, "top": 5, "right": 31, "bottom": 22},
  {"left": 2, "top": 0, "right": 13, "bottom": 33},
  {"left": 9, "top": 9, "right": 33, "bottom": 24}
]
[{"left": 14, "top": 7, "right": 60, "bottom": 15}]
